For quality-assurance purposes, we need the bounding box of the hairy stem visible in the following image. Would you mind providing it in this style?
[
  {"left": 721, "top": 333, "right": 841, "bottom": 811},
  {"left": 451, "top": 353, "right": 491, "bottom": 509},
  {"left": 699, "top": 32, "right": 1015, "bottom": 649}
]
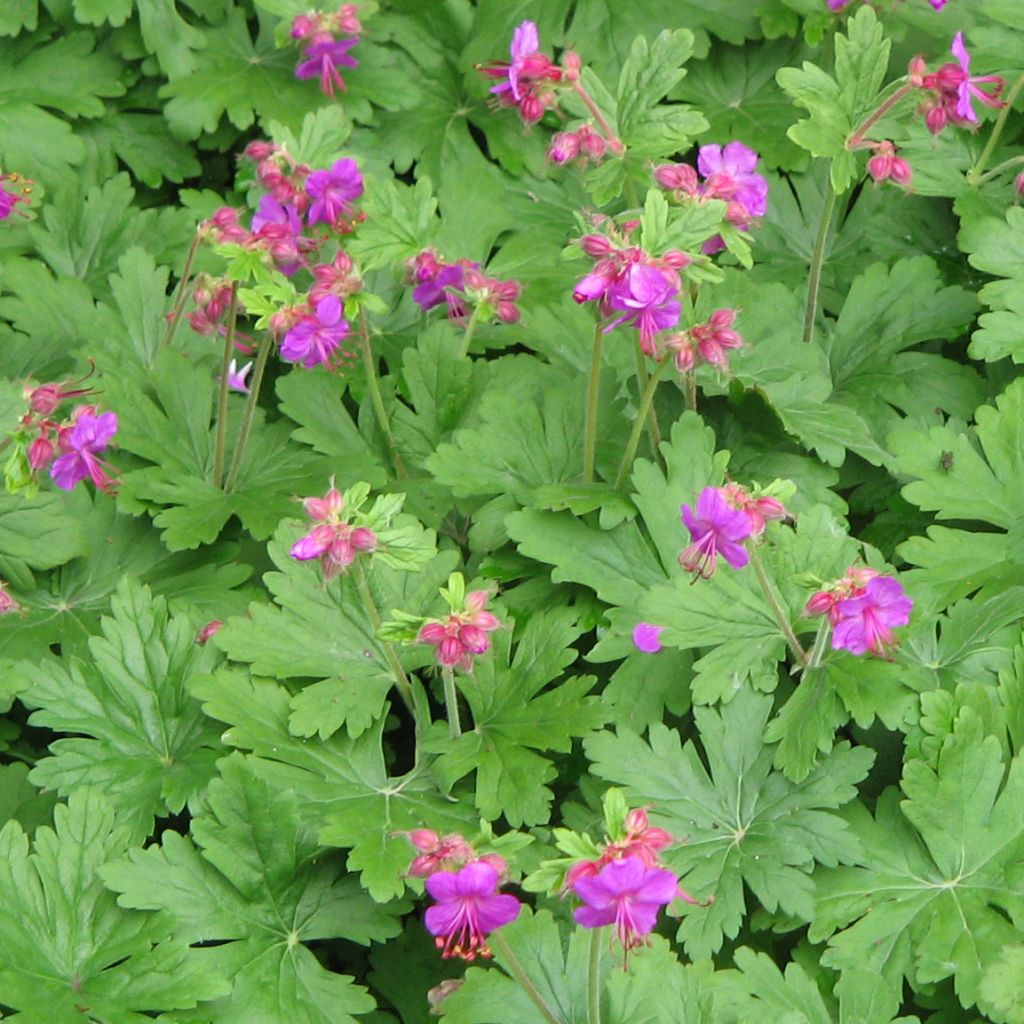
[
  {"left": 747, "top": 542, "right": 807, "bottom": 664},
  {"left": 804, "top": 617, "right": 832, "bottom": 672},
  {"left": 357, "top": 308, "right": 407, "bottom": 478},
  {"left": 635, "top": 345, "right": 663, "bottom": 455},
  {"left": 571, "top": 82, "right": 623, "bottom": 154},
  {"left": 223, "top": 329, "right": 272, "bottom": 492},
  {"left": 967, "top": 71, "right": 1024, "bottom": 185},
  {"left": 587, "top": 927, "right": 603, "bottom": 1024},
  {"left": 802, "top": 180, "right": 837, "bottom": 345},
  {"left": 582, "top": 324, "right": 604, "bottom": 483},
  {"left": 354, "top": 561, "right": 421, "bottom": 722},
  {"left": 683, "top": 369, "right": 697, "bottom": 412},
  {"left": 975, "top": 153, "right": 1024, "bottom": 186},
  {"left": 441, "top": 665, "right": 461, "bottom": 739},
  {"left": 160, "top": 231, "right": 201, "bottom": 351},
  {"left": 490, "top": 932, "right": 564, "bottom": 1024},
  {"left": 846, "top": 81, "right": 913, "bottom": 149},
  {"left": 615, "top": 357, "right": 669, "bottom": 490},
  {"left": 458, "top": 306, "right": 482, "bottom": 359},
  {"left": 212, "top": 285, "right": 238, "bottom": 489}
]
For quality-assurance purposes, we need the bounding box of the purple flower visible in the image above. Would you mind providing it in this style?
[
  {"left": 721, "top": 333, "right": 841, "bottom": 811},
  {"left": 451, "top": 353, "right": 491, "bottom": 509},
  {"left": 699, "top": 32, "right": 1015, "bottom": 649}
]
[
  {"left": 929, "top": 0, "right": 948, "bottom": 8},
  {"left": 0, "top": 184, "right": 20, "bottom": 220},
  {"left": 280, "top": 296, "right": 350, "bottom": 369},
  {"left": 950, "top": 32, "right": 1003, "bottom": 123},
  {"left": 251, "top": 196, "right": 307, "bottom": 277},
  {"left": 831, "top": 575, "right": 913, "bottom": 658},
  {"left": 251, "top": 195, "right": 302, "bottom": 234},
  {"left": 295, "top": 38, "right": 359, "bottom": 97},
  {"left": 679, "top": 487, "right": 752, "bottom": 579},
  {"left": 306, "top": 158, "right": 364, "bottom": 227},
  {"left": 424, "top": 861, "right": 521, "bottom": 961},
  {"left": 504, "top": 20, "right": 539, "bottom": 101},
  {"left": 572, "top": 856, "right": 678, "bottom": 951},
  {"left": 414, "top": 263, "right": 467, "bottom": 313},
  {"left": 50, "top": 411, "right": 119, "bottom": 492},
  {"left": 604, "top": 264, "right": 681, "bottom": 350},
  {"left": 632, "top": 623, "right": 665, "bottom": 654},
  {"left": 226, "top": 359, "right": 252, "bottom": 393},
  {"left": 697, "top": 142, "right": 768, "bottom": 219}
]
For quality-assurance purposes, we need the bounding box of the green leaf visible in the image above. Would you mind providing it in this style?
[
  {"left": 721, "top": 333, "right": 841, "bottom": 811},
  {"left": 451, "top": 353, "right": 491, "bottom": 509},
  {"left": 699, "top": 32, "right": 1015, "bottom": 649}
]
[
  {"left": 16, "top": 579, "right": 224, "bottom": 841},
  {"left": 215, "top": 524, "right": 453, "bottom": 739},
  {"left": 267, "top": 105, "right": 354, "bottom": 168},
  {"left": 425, "top": 609, "right": 609, "bottom": 826},
  {"left": 102, "top": 755, "right": 394, "bottom": 1024},
  {"left": 0, "top": 491, "right": 87, "bottom": 569},
  {"left": 192, "top": 670, "right": 476, "bottom": 901},
  {"left": 959, "top": 206, "right": 1024, "bottom": 363},
  {"left": 776, "top": 6, "right": 890, "bottom": 190},
  {"left": 813, "top": 706, "right": 1024, "bottom": 1008},
  {"left": 585, "top": 688, "right": 873, "bottom": 959},
  {"left": 0, "top": 788, "right": 228, "bottom": 1022},
  {"left": 160, "top": 7, "right": 314, "bottom": 138},
  {"left": 980, "top": 945, "right": 1024, "bottom": 1024},
  {"left": 347, "top": 175, "right": 438, "bottom": 271}
]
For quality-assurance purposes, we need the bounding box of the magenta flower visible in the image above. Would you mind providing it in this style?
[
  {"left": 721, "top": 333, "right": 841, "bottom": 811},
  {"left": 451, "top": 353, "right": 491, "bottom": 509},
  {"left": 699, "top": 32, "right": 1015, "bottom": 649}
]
[
  {"left": 251, "top": 196, "right": 308, "bottom": 277},
  {"left": 929, "top": 0, "right": 948, "bottom": 8},
  {"left": 502, "top": 20, "right": 539, "bottom": 102},
  {"left": 572, "top": 856, "right": 678, "bottom": 951},
  {"left": 306, "top": 158, "right": 364, "bottom": 227},
  {"left": 831, "top": 575, "right": 913, "bottom": 659},
  {"left": 50, "top": 411, "right": 119, "bottom": 493},
  {"left": 280, "top": 295, "right": 350, "bottom": 369},
  {"left": 605, "top": 264, "right": 681, "bottom": 350},
  {"left": 697, "top": 142, "right": 768, "bottom": 219},
  {"left": 478, "top": 19, "right": 562, "bottom": 125},
  {"left": 632, "top": 623, "right": 665, "bottom": 654},
  {"left": 950, "top": 32, "right": 1003, "bottom": 123},
  {"left": 0, "top": 183, "right": 21, "bottom": 220},
  {"left": 679, "top": 486, "right": 752, "bottom": 579},
  {"left": 424, "top": 861, "right": 521, "bottom": 961},
  {"left": 295, "top": 38, "right": 359, "bottom": 96},
  {"left": 413, "top": 263, "right": 470, "bottom": 316}
]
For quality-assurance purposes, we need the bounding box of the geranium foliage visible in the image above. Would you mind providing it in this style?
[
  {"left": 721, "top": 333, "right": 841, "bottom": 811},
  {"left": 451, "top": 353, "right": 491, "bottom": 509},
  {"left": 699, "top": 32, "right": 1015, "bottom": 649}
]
[{"left": 1, "top": 0, "right": 1023, "bottom": 1022}]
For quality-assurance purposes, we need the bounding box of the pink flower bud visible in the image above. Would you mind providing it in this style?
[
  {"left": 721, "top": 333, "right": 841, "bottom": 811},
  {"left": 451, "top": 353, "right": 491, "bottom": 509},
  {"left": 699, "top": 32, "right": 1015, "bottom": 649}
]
[
  {"left": 196, "top": 620, "right": 224, "bottom": 645},
  {"left": 804, "top": 591, "right": 836, "bottom": 617},
  {"left": 519, "top": 94, "right": 544, "bottom": 125},
  {"left": 578, "top": 126, "right": 606, "bottom": 160},
  {"left": 661, "top": 249, "right": 692, "bottom": 269},
  {"left": 438, "top": 635, "right": 465, "bottom": 667},
  {"left": 458, "top": 624, "right": 490, "bottom": 655},
  {"left": 548, "top": 131, "right": 581, "bottom": 165},
  {"left": 561, "top": 50, "right": 582, "bottom": 82},
  {"left": 890, "top": 158, "right": 912, "bottom": 187},
  {"left": 907, "top": 55, "right": 927, "bottom": 88},
  {"left": 1016, "top": 172, "right": 1024, "bottom": 198},
  {"left": 244, "top": 140, "right": 276, "bottom": 161},
  {"left": 0, "top": 581, "right": 19, "bottom": 615},
  {"left": 475, "top": 853, "right": 509, "bottom": 881},
  {"left": 406, "top": 829, "right": 441, "bottom": 852},
  {"left": 291, "top": 13, "right": 316, "bottom": 38},
  {"left": 654, "top": 163, "right": 699, "bottom": 193},
  {"left": 350, "top": 526, "right": 377, "bottom": 551},
  {"left": 27, "top": 436, "right": 54, "bottom": 472},
  {"left": 417, "top": 622, "right": 448, "bottom": 645},
  {"left": 27, "top": 383, "right": 61, "bottom": 415},
  {"left": 564, "top": 859, "right": 600, "bottom": 890},
  {"left": 579, "top": 234, "right": 615, "bottom": 258},
  {"left": 925, "top": 104, "right": 947, "bottom": 135},
  {"left": 624, "top": 808, "right": 650, "bottom": 832}
]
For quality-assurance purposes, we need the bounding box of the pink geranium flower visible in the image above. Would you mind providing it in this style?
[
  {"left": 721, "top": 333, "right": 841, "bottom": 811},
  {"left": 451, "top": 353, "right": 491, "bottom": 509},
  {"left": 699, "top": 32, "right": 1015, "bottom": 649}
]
[
  {"left": 572, "top": 856, "right": 678, "bottom": 951},
  {"left": 632, "top": 623, "right": 665, "bottom": 654},
  {"left": 832, "top": 575, "right": 913, "bottom": 659},
  {"left": 604, "top": 264, "right": 681, "bottom": 353},
  {"left": 424, "top": 861, "right": 521, "bottom": 961},
  {"left": 49, "top": 411, "right": 119, "bottom": 493},
  {"left": 305, "top": 158, "right": 364, "bottom": 228},
  {"left": 679, "top": 486, "right": 752, "bottom": 579},
  {"left": 280, "top": 295, "right": 350, "bottom": 369},
  {"left": 295, "top": 37, "right": 359, "bottom": 96}
]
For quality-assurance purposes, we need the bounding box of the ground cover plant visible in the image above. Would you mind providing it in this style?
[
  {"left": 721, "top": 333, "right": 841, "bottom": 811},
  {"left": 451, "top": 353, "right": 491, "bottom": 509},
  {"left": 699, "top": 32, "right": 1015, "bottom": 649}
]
[{"left": 1, "top": 0, "right": 1024, "bottom": 1021}]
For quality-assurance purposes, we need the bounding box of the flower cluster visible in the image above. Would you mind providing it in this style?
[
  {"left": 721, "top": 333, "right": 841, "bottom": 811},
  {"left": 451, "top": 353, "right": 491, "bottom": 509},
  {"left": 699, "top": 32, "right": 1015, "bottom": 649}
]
[
  {"left": 417, "top": 588, "right": 501, "bottom": 673},
  {"left": 866, "top": 140, "right": 912, "bottom": 188},
  {"left": 916, "top": 32, "right": 1004, "bottom": 134},
  {"left": 291, "top": 5, "right": 362, "bottom": 97},
  {"left": 280, "top": 294, "right": 353, "bottom": 369},
  {"left": 408, "top": 248, "right": 522, "bottom": 327},
  {"left": 573, "top": 231, "right": 690, "bottom": 354},
  {"left": 402, "top": 832, "right": 520, "bottom": 961},
  {"left": 0, "top": 171, "right": 31, "bottom": 221},
  {"left": 805, "top": 568, "right": 913, "bottom": 659},
  {"left": 290, "top": 482, "right": 377, "bottom": 580},
  {"left": 678, "top": 486, "right": 753, "bottom": 579},
  {"left": 8, "top": 377, "right": 120, "bottom": 496},
  {"left": 548, "top": 124, "right": 613, "bottom": 167},
  {"left": 655, "top": 141, "right": 769, "bottom": 254},
  {"left": 663, "top": 308, "right": 744, "bottom": 373},
  {"left": 478, "top": 21, "right": 566, "bottom": 126}
]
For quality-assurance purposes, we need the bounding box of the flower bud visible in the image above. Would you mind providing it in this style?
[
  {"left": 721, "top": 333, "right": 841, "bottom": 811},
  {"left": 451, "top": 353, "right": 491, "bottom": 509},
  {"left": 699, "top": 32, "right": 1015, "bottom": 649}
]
[
  {"left": 890, "top": 158, "right": 912, "bottom": 187},
  {"left": 907, "top": 55, "right": 927, "bottom": 88},
  {"left": 27, "top": 383, "right": 61, "bottom": 415},
  {"left": 925, "top": 104, "right": 947, "bottom": 135},
  {"left": 406, "top": 829, "right": 441, "bottom": 852},
  {"left": 196, "top": 620, "right": 224, "bottom": 645},
  {"left": 548, "top": 131, "right": 581, "bottom": 165},
  {"left": 661, "top": 249, "right": 692, "bottom": 269},
  {"left": 560, "top": 50, "right": 582, "bottom": 82},
  {"left": 653, "top": 163, "right": 698, "bottom": 193},
  {"left": 1016, "top": 172, "right": 1024, "bottom": 199},
  {"left": 0, "top": 581, "right": 19, "bottom": 615},
  {"left": 624, "top": 808, "right": 650, "bottom": 833},
  {"left": 578, "top": 234, "right": 615, "bottom": 258},
  {"left": 475, "top": 853, "right": 509, "bottom": 881},
  {"left": 27, "top": 436, "right": 54, "bottom": 472}
]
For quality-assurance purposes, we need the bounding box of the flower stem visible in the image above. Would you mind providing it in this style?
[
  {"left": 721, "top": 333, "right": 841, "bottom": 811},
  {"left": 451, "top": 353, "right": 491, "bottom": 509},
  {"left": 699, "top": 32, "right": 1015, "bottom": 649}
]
[
  {"left": 572, "top": 82, "right": 623, "bottom": 154},
  {"left": 490, "top": 931, "right": 564, "bottom": 1024},
  {"left": 846, "top": 81, "right": 913, "bottom": 149},
  {"left": 212, "top": 285, "right": 238, "bottom": 489},
  {"left": 614, "top": 357, "right": 669, "bottom": 491},
  {"left": 223, "top": 328, "right": 272, "bottom": 493},
  {"left": 975, "top": 153, "right": 1024, "bottom": 187},
  {"left": 441, "top": 665, "right": 461, "bottom": 739},
  {"left": 683, "top": 370, "right": 697, "bottom": 412},
  {"left": 357, "top": 308, "right": 407, "bottom": 478},
  {"left": 587, "top": 927, "right": 603, "bottom": 1024},
  {"left": 635, "top": 345, "right": 663, "bottom": 453},
  {"left": 747, "top": 542, "right": 807, "bottom": 665},
  {"left": 458, "top": 305, "right": 482, "bottom": 359},
  {"left": 160, "top": 231, "right": 201, "bottom": 351},
  {"left": 354, "top": 560, "right": 422, "bottom": 724},
  {"left": 804, "top": 617, "right": 832, "bottom": 672},
  {"left": 967, "top": 71, "right": 1024, "bottom": 185},
  {"left": 802, "top": 179, "right": 837, "bottom": 345},
  {"left": 582, "top": 324, "right": 604, "bottom": 483}
]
